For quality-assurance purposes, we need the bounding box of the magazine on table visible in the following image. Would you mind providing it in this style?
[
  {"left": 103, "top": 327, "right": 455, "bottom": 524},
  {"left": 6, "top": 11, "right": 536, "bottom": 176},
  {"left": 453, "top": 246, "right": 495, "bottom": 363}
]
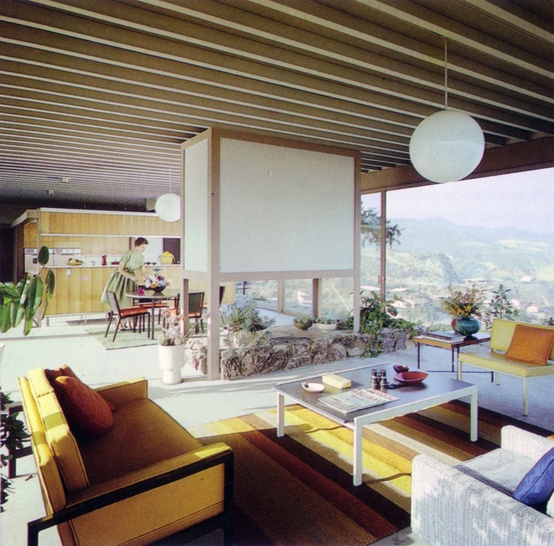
[
  {"left": 320, "top": 388, "right": 398, "bottom": 414},
  {"left": 423, "top": 331, "right": 465, "bottom": 342}
]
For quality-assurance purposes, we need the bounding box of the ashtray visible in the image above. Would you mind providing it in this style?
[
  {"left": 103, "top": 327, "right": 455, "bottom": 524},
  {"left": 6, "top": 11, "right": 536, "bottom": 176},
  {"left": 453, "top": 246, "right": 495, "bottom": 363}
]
[
  {"left": 393, "top": 371, "right": 428, "bottom": 384},
  {"left": 301, "top": 382, "right": 325, "bottom": 393},
  {"left": 393, "top": 365, "right": 410, "bottom": 374}
]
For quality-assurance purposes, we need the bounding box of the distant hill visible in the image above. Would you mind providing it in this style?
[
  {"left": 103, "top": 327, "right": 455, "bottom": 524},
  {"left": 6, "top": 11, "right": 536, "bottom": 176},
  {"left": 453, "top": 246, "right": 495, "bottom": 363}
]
[
  {"left": 362, "top": 217, "right": 554, "bottom": 323},
  {"left": 389, "top": 217, "right": 554, "bottom": 252}
]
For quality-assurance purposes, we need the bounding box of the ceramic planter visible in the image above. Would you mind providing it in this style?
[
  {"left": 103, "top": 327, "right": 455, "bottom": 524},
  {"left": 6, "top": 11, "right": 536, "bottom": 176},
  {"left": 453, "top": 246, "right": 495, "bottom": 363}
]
[
  {"left": 158, "top": 343, "right": 185, "bottom": 384},
  {"left": 294, "top": 321, "right": 312, "bottom": 331},
  {"left": 314, "top": 323, "right": 336, "bottom": 331},
  {"left": 453, "top": 316, "right": 480, "bottom": 338}
]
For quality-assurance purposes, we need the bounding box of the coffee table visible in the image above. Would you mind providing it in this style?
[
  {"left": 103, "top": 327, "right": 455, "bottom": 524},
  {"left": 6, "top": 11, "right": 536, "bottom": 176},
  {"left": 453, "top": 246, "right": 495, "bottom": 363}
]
[
  {"left": 275, "top": 363, "right": 478, "bottom": 486},
  {"left": 413, "top": 333, "right": 493, "bottom": 379}
]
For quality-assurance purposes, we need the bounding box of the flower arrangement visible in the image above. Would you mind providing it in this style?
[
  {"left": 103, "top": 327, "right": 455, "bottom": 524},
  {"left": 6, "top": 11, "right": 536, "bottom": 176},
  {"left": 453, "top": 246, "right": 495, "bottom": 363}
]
[
  {"left": 158, "top": 309, "right": 185, "bottom": 346},
  {"left": 441, "top": 285, "right": 485, "bottom": 318},
  {"left": 143, "top": 274, "right": 169, "bottom": 291}
]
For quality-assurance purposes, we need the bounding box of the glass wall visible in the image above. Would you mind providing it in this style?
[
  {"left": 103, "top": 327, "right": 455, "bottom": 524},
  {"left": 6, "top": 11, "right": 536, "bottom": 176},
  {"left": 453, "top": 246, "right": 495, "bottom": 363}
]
[{"left": 385, "top": 167, "right": 554, "bottom": 328}]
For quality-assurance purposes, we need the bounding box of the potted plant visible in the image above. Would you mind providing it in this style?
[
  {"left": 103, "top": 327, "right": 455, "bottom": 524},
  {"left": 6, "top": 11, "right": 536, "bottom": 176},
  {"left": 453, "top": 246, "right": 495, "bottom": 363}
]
[
  {"left": 0, "top": 246, "right": 55, "bottom": 336},
  {"left": 441, "top": 284, "right": 485, "bottom": 338},
  {"left": 1, "top": 391, "right": 29, "bottom": 511},
  {"left": 158, "top": 309, "right": 187, "bottom": 384},
  {"left": 222, "top": 303, "right": 275, "bottom": 348},
  {"left": 313, "top": 317, "right": 336, "bottom": 331},
  {"left": 293, "top": 315, "right": 313, "bottom": 331}
]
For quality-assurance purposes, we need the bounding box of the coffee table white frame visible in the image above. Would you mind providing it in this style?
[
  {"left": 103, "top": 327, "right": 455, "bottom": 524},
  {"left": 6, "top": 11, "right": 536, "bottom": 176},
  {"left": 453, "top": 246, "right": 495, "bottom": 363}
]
[{"left": 275, "top": 363, "right": 478, "bottom": 486}]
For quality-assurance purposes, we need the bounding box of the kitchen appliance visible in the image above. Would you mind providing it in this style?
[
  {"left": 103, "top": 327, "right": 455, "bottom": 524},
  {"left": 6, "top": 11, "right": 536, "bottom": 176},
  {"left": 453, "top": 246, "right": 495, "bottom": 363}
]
[{"left": 24, "top": 248, "right": 38, "bottom": 274}]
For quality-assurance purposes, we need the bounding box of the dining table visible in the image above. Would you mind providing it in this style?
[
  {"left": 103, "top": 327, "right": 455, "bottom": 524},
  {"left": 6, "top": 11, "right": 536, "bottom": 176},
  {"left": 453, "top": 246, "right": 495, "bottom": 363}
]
[{"left": 126, "top": 288, "right": 180, "bottom": 339}]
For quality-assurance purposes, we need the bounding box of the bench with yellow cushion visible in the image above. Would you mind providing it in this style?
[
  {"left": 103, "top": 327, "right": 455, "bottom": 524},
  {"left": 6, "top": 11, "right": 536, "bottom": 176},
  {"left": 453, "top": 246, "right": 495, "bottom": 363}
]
[
  {"left": 458, "top": 319, "right": 554, "bottom": 416},
  {"left": 17, "top": 368, "right": 233, "bottom": 546}
]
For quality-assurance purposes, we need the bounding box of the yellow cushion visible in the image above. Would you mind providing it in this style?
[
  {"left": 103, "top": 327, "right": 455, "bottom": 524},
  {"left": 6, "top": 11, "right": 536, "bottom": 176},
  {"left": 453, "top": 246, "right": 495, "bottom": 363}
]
[
  {"left": 50, "top": 376, "right": 115, "bottom": 437},
  {"left": 79, "top": 398, "right": 202, "bottom": 485},
  {"left": 505, "top": 324, "right": 554, "bottom": 365},
  {"left": 28, "top": 368, "right": 89, "bottom": 493}
]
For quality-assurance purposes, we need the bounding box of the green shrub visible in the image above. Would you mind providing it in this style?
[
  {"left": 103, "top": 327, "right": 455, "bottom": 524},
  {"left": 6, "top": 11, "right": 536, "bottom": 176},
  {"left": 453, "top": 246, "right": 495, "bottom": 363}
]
[{"left": 338, "top": 292, "right": 416, "bottom": 357}]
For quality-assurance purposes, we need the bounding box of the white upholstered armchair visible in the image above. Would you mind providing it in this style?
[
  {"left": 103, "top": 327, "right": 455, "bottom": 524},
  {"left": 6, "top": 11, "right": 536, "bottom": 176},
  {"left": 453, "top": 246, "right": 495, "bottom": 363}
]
[{"left": 411, "top": 426, "right": 554, "bottom": 546}]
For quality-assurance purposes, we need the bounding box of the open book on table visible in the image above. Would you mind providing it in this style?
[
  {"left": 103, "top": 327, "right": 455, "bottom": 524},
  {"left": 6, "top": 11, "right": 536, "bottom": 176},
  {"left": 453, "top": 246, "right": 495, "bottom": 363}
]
[{"left": 320, "top": 388, "right": 398, "bottom": 414}]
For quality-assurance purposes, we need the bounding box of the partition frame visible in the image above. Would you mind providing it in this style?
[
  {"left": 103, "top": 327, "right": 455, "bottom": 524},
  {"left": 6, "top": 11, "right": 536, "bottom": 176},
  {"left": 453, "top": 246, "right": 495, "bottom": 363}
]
[{"left": 182, "top": 128, "right": 361, "bottom": 379}]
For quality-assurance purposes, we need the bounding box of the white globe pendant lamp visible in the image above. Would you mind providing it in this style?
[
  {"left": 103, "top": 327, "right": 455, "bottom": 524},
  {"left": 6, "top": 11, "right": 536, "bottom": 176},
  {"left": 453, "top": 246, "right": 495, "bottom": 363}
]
[
  {"left": 409, "top": 109, "right": 485, "bottom": 183},
  {"left": 155, "top": 168, "right": 181, "bottom": 222},
  {"left": 155, "top": 192, "right": 181, "bottom": 222},
  {"left": 409, "top": 39, "right": 485, "bottom": 183}
]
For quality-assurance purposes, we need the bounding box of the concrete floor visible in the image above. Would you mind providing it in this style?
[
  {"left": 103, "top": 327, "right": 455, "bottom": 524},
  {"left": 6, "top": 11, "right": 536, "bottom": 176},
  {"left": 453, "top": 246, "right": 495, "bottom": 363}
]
[{"left": 2, "top": 311, "right": 553, "bottom": 546}]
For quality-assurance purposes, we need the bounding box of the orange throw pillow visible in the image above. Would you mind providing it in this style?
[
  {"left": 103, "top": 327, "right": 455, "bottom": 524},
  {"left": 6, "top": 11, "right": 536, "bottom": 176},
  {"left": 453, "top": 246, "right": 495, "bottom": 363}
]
[
  {"left": 50, "top": 375, "right": 115, "bottom": 437},
  {"left": 44, "top": 364, "right": 79, "bottom": 382},
  {"left": 505, "top": 325, "right": 554, "bottom": 366}
]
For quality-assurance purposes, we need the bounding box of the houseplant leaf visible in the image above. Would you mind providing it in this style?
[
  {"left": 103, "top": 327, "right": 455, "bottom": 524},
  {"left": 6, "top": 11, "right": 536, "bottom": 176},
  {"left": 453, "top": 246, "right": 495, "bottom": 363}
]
[{"left": 37, "top": 246, "right": 50, "bottom": 266}]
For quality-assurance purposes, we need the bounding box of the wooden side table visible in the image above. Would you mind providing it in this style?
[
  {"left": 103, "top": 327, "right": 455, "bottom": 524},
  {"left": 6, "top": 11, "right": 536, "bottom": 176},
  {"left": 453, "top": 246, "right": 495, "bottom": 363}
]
[{"left": 413, "top": 333, "right": 493, "bottom": 380}]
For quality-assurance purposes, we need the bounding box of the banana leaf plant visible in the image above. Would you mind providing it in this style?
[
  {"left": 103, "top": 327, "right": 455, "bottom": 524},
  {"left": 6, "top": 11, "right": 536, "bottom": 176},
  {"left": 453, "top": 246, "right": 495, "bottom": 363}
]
[{"left": 0, "top": 246, "right": 55, "bottom": 335}]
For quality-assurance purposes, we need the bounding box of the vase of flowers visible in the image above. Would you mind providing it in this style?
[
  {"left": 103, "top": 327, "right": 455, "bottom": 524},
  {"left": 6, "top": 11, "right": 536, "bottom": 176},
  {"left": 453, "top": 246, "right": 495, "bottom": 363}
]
[
  {"left": 158, "top": 309, "right": 186, "bottom": 384},
  {"left": 144, "top": 273, "right": 169, "bottom": 293},
  {"left": 441, "top": 285, "right": 485, "bottom": 338}
]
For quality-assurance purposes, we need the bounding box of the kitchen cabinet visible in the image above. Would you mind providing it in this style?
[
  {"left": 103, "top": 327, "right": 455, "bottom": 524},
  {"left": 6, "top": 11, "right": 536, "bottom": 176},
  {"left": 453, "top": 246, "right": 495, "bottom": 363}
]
[{"left": 12, "top": 208, "right": 181, "bottom": 316}]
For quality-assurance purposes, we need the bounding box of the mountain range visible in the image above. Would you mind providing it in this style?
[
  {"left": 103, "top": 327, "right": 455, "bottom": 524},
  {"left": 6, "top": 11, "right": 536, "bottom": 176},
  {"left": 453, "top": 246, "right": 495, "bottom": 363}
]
[{"left": 364, "top": 217, "right": 554, "bottom": 323}]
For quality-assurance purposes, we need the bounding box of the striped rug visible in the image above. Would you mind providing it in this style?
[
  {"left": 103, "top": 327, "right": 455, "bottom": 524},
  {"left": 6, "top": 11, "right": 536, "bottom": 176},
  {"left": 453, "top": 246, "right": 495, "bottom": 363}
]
[{"left": 190, "top": 402, "right": 553, "bottom": 545}]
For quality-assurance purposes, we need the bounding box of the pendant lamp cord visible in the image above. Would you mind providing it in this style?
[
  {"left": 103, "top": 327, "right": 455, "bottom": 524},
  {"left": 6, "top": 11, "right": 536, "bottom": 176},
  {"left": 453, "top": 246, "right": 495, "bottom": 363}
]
[{"left": 444, "top": 37, "right": 448, "bottom": 109}]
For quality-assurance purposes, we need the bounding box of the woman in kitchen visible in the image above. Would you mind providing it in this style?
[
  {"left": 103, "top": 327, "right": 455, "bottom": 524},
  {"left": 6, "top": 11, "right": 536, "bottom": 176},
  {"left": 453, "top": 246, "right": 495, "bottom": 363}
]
[{"left": 101, "top": 237, "right": 149, "bottom": 310}]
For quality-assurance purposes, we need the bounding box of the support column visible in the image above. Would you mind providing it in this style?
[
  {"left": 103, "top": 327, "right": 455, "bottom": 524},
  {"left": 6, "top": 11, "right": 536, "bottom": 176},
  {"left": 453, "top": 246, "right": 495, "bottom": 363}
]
[
  {"left": 312, "top": 278, "right": 322, "bottom": 318},
  {"left": 379, "top": 191, "right": 387, "bottom": 302}
]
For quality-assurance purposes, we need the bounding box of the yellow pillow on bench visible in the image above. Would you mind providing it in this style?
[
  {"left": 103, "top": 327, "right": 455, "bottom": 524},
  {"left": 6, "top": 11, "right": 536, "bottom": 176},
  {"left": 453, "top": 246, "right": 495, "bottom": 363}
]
[{"left": 505, "top": 325, "right": 554, "bottom": 366}]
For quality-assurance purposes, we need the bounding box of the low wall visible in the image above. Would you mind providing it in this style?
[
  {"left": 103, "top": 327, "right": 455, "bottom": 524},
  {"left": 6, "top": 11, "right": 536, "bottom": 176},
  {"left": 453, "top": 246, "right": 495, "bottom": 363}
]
[{"left": 185, "top": 325, "right": 410, "bottom": 379}]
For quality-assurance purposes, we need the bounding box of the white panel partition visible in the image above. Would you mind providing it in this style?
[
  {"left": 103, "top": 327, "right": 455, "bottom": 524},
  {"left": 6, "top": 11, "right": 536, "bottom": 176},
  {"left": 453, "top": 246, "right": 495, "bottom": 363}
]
[
  {"left": 219, "top": 138, "right": 355, "bottom": 273},
  {"left": 184, "top": 137, "right": 209, "bottom": 273},
  {"left": 181, "top": 129, "right": 360, "bottom": 380}
]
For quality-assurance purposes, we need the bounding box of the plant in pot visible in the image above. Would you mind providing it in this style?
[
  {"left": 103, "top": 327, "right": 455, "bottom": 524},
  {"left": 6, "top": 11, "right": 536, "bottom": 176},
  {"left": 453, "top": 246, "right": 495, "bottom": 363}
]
[
  {"left": 1, "top": 390, "right": 29, "bottom": 511},
  {"left": 441, "top": 284, "right": 485, "bottom": 338},
  {"left": 223, "top": 303, "right": 275, "bottom": 348},
  {"left": 0, "top": 246, "right": 55, "bottom": 336},
  {"left": 0, "top": 247, "right": 54, "bottom": 508},
  {"left": 313, "top": 317, "right": 336, "bottom": 331},
  {"left": 293, "top": 315, "right": 313, "bottom": 331},
  {"left": 158, "top": 309, "right": 188, "bottom": 384}
]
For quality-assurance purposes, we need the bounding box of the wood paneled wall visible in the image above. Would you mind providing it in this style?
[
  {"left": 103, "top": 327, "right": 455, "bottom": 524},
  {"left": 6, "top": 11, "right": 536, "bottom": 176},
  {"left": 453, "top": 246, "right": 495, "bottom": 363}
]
[{"left": 40, "top": 210, "right": 181, "bottom": 236}]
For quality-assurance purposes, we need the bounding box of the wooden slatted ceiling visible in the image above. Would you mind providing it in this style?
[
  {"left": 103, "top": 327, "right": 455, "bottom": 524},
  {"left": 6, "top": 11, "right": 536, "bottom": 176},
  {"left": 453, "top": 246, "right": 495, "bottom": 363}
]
[{"left": 0, "top": 0, "right": 552, "bottom": 209}]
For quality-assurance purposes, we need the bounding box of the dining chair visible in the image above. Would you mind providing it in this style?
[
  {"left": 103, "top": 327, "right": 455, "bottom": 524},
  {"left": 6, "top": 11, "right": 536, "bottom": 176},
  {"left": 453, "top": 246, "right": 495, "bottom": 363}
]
[
  {"left": 164, "top": 292, "right": 205, "bottom": 333},
  {"left": 138, "top": 295, "right": 175, "bottom": 324},
  {"left": 188, "top": 292, "right": 205, "bottom": 333},
  {"left": 104, "top": 291, "right": 151, "bottom": 342}
]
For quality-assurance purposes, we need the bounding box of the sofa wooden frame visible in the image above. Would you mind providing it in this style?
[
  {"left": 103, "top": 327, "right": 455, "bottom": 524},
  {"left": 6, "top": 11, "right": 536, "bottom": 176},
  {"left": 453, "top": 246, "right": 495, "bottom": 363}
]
[
  {"left": 9, "top": 430, "right": 234, "bottom": 546},
  {"left": 10, "top": 373, "right": 235, "bottom": 546},
  {"left": 26, "top": 451, "right": 234, "bottom": 546}
]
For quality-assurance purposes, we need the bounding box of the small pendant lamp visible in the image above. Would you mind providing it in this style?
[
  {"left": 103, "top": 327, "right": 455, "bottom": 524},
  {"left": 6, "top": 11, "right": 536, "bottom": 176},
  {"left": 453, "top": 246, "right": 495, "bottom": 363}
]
[
  {"left": 155, "top": 168, "right": 181, "bottom": 222},
  {"left": 409, "top": 38, "right": 485, "bottom": 183}
]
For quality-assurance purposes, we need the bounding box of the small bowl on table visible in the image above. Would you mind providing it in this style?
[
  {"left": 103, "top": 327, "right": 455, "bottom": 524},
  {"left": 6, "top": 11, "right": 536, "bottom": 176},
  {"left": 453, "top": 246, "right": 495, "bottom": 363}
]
[{"left": 394, "top": 371, "right": 428, "bottom": 384}]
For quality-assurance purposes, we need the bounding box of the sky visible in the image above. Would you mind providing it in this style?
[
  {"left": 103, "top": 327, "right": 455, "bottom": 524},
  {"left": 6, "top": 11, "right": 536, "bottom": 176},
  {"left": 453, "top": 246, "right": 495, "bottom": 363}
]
[{"left": 363, "top": 166, "right": 554, "bottom": 236}]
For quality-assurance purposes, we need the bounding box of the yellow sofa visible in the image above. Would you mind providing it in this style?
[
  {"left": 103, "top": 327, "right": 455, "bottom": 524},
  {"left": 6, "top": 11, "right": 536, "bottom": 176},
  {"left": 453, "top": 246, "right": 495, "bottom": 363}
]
[
  {"left": 458, "top": 319, "right": 554, "bottom": 416},
  {"left": 17, "top": 369, "right": 234, "bottom": 546}
]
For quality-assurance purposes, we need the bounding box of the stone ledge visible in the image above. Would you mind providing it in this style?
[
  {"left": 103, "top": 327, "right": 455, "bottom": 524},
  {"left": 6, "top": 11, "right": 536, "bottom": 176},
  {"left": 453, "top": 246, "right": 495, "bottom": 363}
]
[{"left": 185, "top": 325, "right": 410, "bottom": 379}]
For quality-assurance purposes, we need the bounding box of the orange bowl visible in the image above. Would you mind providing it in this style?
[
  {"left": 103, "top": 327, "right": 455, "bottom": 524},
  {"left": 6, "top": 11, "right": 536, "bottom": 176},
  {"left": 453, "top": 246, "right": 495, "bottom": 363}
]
[{"left": 394, "top": 371, "right": 428, "bottom": 384}]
